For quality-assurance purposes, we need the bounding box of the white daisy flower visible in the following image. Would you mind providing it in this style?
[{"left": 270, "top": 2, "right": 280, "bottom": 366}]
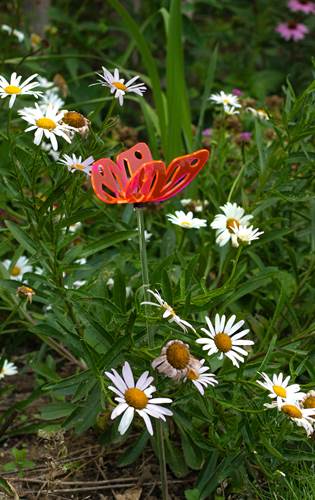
[
  {"left": 231, "top": 224, "right": 264, "bottom": 247},
  {"left": 166, "top": 210, "right": 207, "bottom": 229},
  {"left": 0, "top": 360, "right": 18, "bottom": 379},
  {"left": 39, "top": 89, "right": 65, "bottom": 109},
  {"left": 152, "top": 340, "right": 201, "bottom": 381},
  {"left": 257, "top": 372, "right": 305, "bottom": 405},
  {"left": 18, "top": 103, "right": 72, "bottom": 151},
  {"left": 247, "top": 107, "right": 269, "bottom": 120},
  {"left": 37, "top": 76, "right": 58, "bottom": 91},
  {"left": 93, "top": 67, "right": 147, "bottom": 106},
  {"left": 266, "top": 400, "right": 315, "bottom": 437},
  {"left": 68, "top": 222, "right": 82, "bottom": 233},
  {"left": 58, "top": 154, "right": 94, "bottom": 175},
  {"left": 75, "top": 258, "right": 87, "bottom": 265},
  {"left": 185, "top": 359, "right": 218, "bottom": 395},
  {"left": 41, "top": 142, "right": 60, "bottom": 161},
  {"left": 210, "top": 202, "right": 253, "bottom": 247},
  {"left": 0, "top": 72, "right": 42, "bottom": 108},
  {"left": 196, "top": 313, "right": 254, "bottom": 367},
  {"left": 209, "top": 91, "right": 241, "bottom": 113},
  {"left": 141, "top": 289, "right": 196, "bottom": 333},
  {"left": 105, "top": 361, "right": 173, "bottom": 435},
  {"left": 1, "top": 24, "right": 25, "bottom": 42},
  {"left": 2, "top": 256, "right": 33, "bottom": 281},
  {"left": 180, "top": 199, "right": 209, "bottom": 213}
]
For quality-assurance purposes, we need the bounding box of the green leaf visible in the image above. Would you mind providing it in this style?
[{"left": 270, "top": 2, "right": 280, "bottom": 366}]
[
  {"left": 79, "top": 230, "right": 137, "bottom": 257},
  {"left": 118, "top": 431, "right": 149, "bottom": 466},
  {"left": 4, "top": 220, "right": 36, "bottom": 254}
]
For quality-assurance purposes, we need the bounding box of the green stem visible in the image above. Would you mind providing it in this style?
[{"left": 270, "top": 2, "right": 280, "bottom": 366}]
[
  {"left": 227, "top": 161, "right": 247, "bottom": 203},
  {"left": 135, "top": 205, "right": 169, "bottom": 499},
  {"left": 156, "top": 421, "right": 169, "bottom": 500},
  {"left": 135, "top": 206, "right": 153, "bottom": 348},
  {"left": 225, "top": 246, "right": 243, "bottom": 286}
]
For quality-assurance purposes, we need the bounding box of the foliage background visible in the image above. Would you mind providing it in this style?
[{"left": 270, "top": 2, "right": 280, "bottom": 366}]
[{"left": 1, "top": 0, "right": 315, "bottom": 498}]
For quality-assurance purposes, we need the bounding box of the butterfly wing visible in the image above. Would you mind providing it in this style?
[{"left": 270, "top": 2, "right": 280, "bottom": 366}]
[{"left": 152, "top": 149, "right": 210, "bottom": 202}]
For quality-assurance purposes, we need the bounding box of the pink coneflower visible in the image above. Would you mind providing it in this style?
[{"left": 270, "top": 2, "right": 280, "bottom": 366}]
[
  {"left": 236, "top": 131, "right": 252, "bottom": 144},
  {"left": 288, "top": 0, "right": 315, "bottom": 14},
  {"left": 232, "top": 88, "right": 243, "bottom": 97},
  {"left": 276, "top": 21, "right": 309, "bottom": 41},
  {"left": 202, "top": 127, "right": 213, "bottom": 137}
]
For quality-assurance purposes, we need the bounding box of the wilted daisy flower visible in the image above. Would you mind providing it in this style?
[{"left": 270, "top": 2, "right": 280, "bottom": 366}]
[
  {"left": 196, "top": 314, "right": 254, "bottom": 367},
  {"left": 59, "top": 154, "right": 94, "bottom": 175},
  {"left": 105, "top": 361, "right": 172, "bottom": 435},
  {"left": 209, "top": 91, "right": 241, "bottom": 113},
  {"left": 302, "top": 390, "right": 315, "bottom": 413},
  {"left": 167, "top": 210, "right": 207, "bottom": 229},
  {"left": 276, "top": 21, "right": 309, "bottom": 41},
  {"left": 0, "top": 72, "right": 42, "bottom": 108},
  {"left": 210, "top": 202, "right": 253, "bottom": 247},
  {"left": 19, "top": 103, "right": 72, "bottom": 151},
  {"left": 93, "top": 67, "right": 147, "bottom": 106},
  {"left": 247, "top": 107, "right": 269, "bottom": 120},
  {"left": 17, "top": 285, "right": 35, "bottom": 303},
  {"left": 288, "top": 0, "right": 315, "bottom": 13},
  {"left": 1, "top": 24, "right": 25, "bottom": 42},
  {"left": 185, "top": 359, "right": 218, "bottom": 395},
  {"left": 68, "top": 222, "right": 82, "bottom": 233},
  {"left": 62, "top": 111, "right": 90, "bottom": 137},
  {"left": 257, "top": 372, "right": 305, "bottom": 404},
  {"left": 0, "top": 360, "right": 18, "bottom": 379},
  {"left": 231, "top": 224, "right": 264, "bottom": 247},
  {"left": 142, "top": 289, "right": 196, "bottom": 333},
  {"left": 2, "top": 256, "right": 32, "bottom": 281},
  {"left": 152, "top": 340, "right": 201, "bottom": 381},
  {"left": 266, "top": 400, "right": 315, "bottom": 437}
]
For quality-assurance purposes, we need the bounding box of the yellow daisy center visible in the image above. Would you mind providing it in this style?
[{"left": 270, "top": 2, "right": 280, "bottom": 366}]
[
  {"left": 124, "top": 387, "right": 148, "bottom": 410},
  {"left": 73, "top": 163, "right": 85, "bottom": 171},
  {"left": 166, "top": 342, "right": 190, "bottom": 369},
  {"left": 4, "top": 85, "right": 22, "bottom": 95},
  {"left": 36, "top": 117, "right": 57, "bottom": 130},
  {"left": 63, "top": 111, "right": 86, "bottom": 128},
  {"left": 281, "top": 404, "right": 302, "bottom": 419},
  {"left": 223, "top": 98, "right": 230, "bottom": 104},
  {"left": 273, "top": 385, "right": 287, "bottom": 398},
  {"left": 11, "top": 265, "right": 21, "bottom": 277},
  {"left": 226, "top": 218, "right": 240, "bottom": 233},
  {"left": 214, "top": 332, "right": 232, "bottom": 353},
  {"left": 180, "top": 220, "right": 193, "bottom": 227},
  {"left": 303, "top": 396, "right": 315, "bottom": 409},
  {"left": 187, "top": 369, "right": 198, "bottom": 380},
  {"left": 112, "top": 81, "right": 128, "bottom": 91}
]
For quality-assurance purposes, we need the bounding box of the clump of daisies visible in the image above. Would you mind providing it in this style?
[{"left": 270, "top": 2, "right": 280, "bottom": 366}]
[
  {"left": 92, "top": 67, "right": 147, "bottom": 106},
  {"left": 209, "top": 90, "right": 241, "bottom": 115},
  {"left": 257, "top": 372, "right": 315, "bottom": 436},
  {"left": 152, "top": 340, "right": 218, "bottom": 395},
  {"left": 210, "top": 202, "right": 263, "bottom": 247}
]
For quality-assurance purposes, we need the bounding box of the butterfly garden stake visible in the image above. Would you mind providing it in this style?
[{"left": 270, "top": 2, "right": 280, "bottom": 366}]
[{"left": 90, "top": 142, "right": 209, "bottom": 500}]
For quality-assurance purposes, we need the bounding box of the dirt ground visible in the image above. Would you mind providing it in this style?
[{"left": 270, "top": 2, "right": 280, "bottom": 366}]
[{"left": 0, "top": 367, "right": 195, "bottom": 499}]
